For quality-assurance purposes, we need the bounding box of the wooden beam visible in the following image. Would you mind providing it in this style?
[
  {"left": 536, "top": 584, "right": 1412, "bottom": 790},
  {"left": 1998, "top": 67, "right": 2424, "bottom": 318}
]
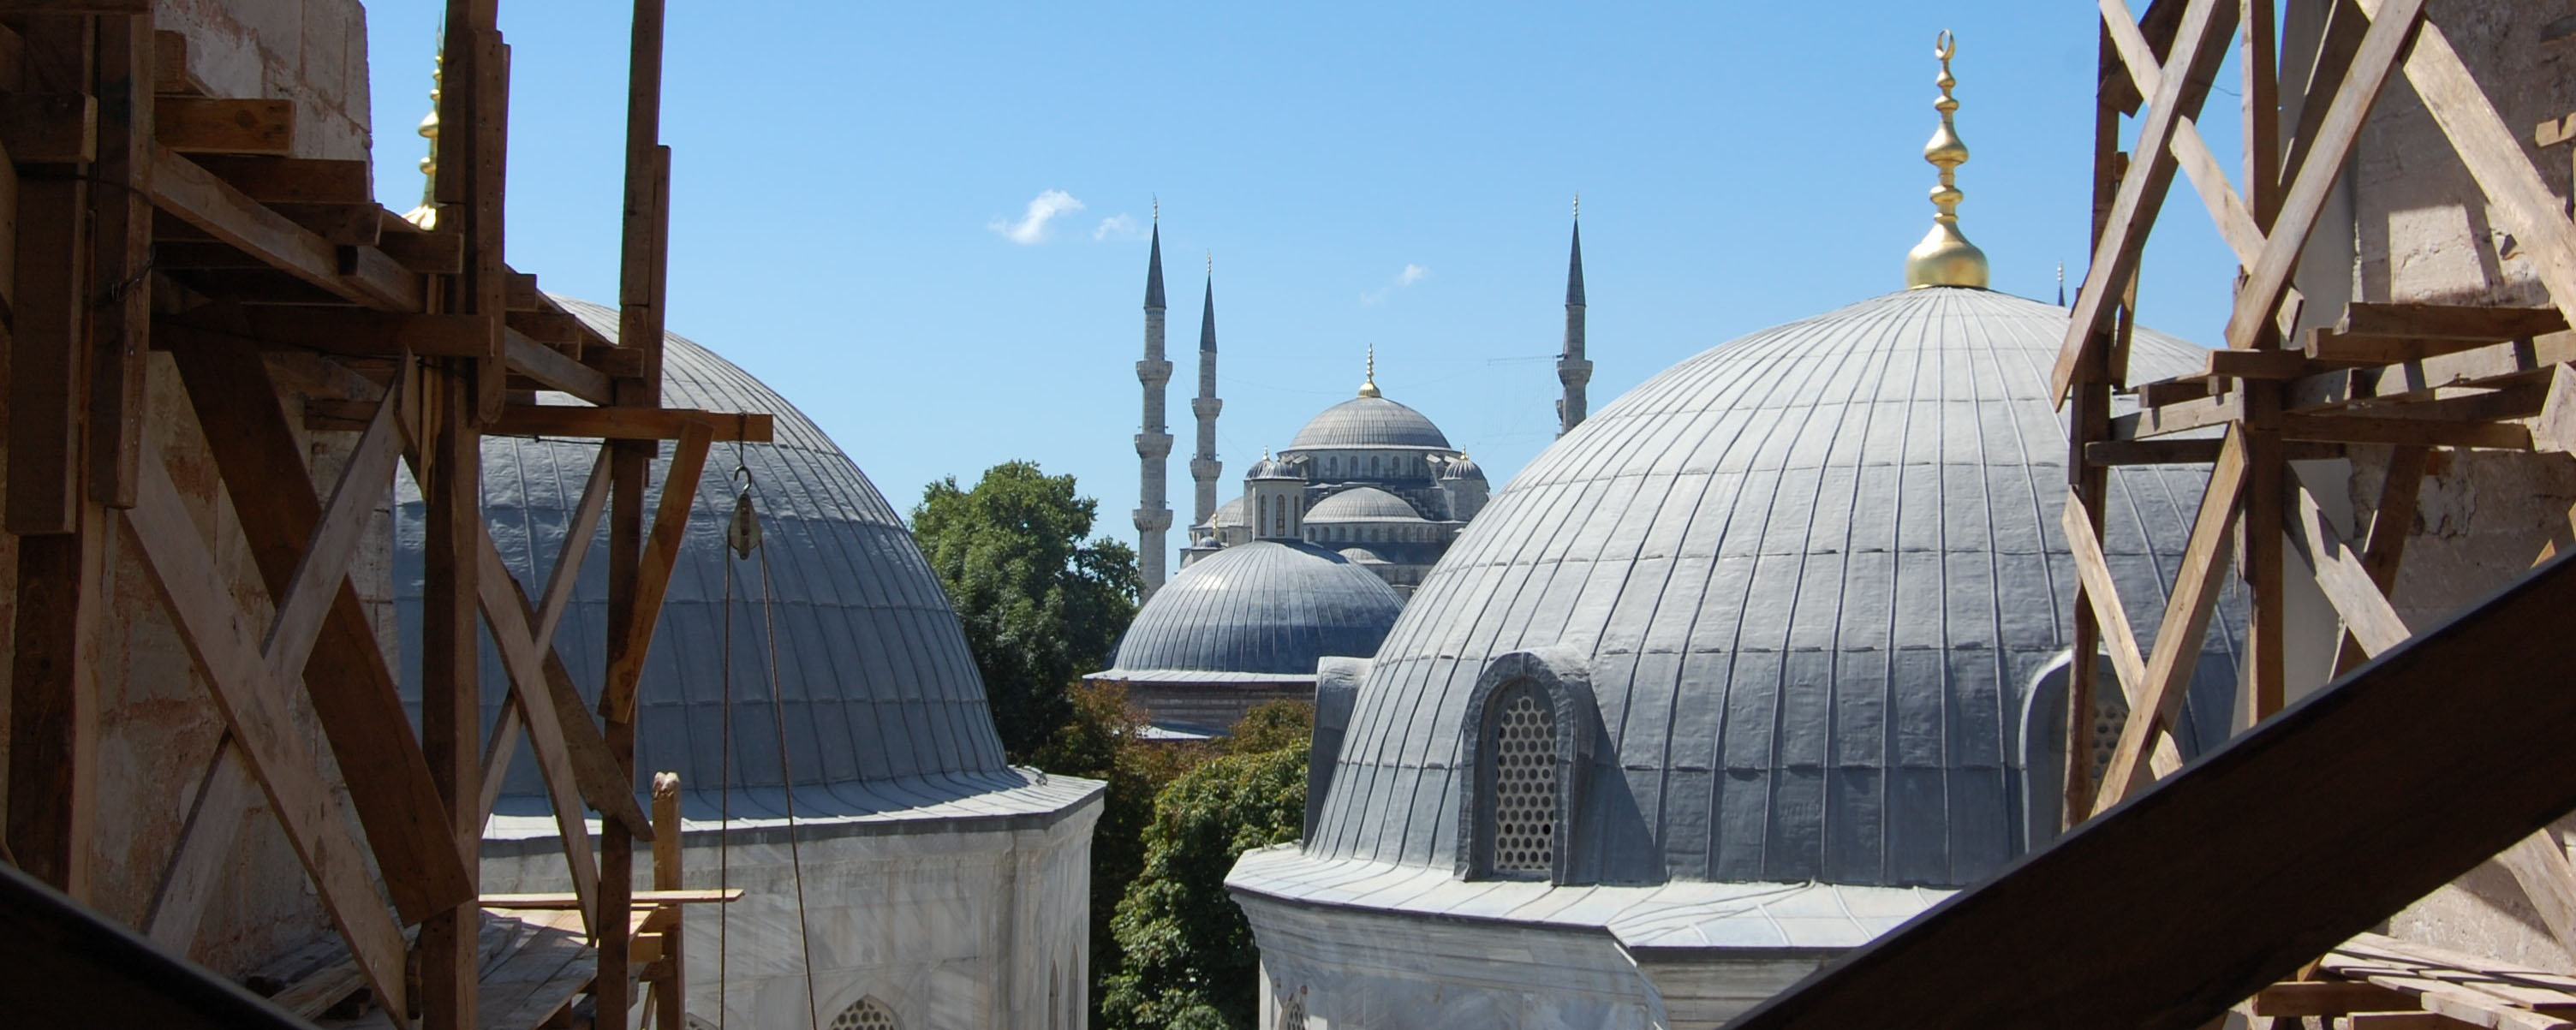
[
  {"left": 261, "top": 365, "right": 407, "bottom": 679},
  {"left": 2283, "top": 478, "right": 2412, "bottom": 658},
  {"left": 2087, "top": 438, "right": 2346, "bottom": 465},
  {"left": 2052, "top": 0, "right": 2241, "bottom": 405},
  {"left": 2305, "top": 329, "right": 2513, "bottom": 366},
  {"left": 143, "top": 743, "right": 253, "bottom": 952},
  {"left": 2276, "top": 414, "right": 2532, "bottom": 450},
  {"left": 2113, "top": 390, "right": 2245, "bottom": 440},
  {"left": 0, "top": 0, "right": 152, "bottom": 11},
  {"left": 1725, "top": 547, "right": 2576, "bottom": 1030},
  {"left": 2060, "top": 495, "right": 2186, "bottom": 781},
  {"left": 602, "top": 420, "right": 711, "bottom": 723},
  {"left": 487, "top": 405, "right": 773, "bottom": 442},
  {"left": 2334, "top": 447, "right": 2427, "bottom": 677},
  {"left": 480, "top": 890, "right": 742, "bottom": 909},
  {"left": 169, "top": 336, "right": 474, "bottom": 924},
  {"left": 2385, "top": 14, "right": 2576, "bottom": 332},
  {"left": 154, "top": 97, "right": 292, "bottom": 155},
  {"left": 88, "top": 13, "right": 152, "bottom": 508},
  {"left": 2496, "top": 833, "right": 2576, "bottom": 972},
  {"left": 151, "top": 29, "right": 209, "bottom": 97},
  {"left": 2219, "top": 0, "right": 2427, "bottom": 351},
  {"left": 2279, "top": 0, "right": 2366, "bottom": 189},
  {"left": 0, "top": 92, "right": 96, "bottom": 162},
  {"left": 475, "top": 527, "right": 655, "bottom": 841},
  {"left": 2287, "top": 333, "right": 2576, "bottom": 412},
  {"left": 2094, "top": 429, "right": 2249, "bottom": 812},
  {"left": 417, "top": 361, "right": 482, "bottom": 1029},
  {"left": 9, "top": 176, "right": 86, "bottom": 533},
  {"left": 182, "top": 155, "right": 371, "bottom": 205},
  {"left": 150, "top": 150, "right": 419, "bottom": 311},
  {"left": 124, "top": 446, "right": 409, "bottom": 1021},
  {"left": 374, "top": 225, "right": 464, "bottom": 274},
  {"left": 160, "top": 309, "right": 498, "bottom": 359},
  {"left": 506, "top": 327, "right": 612, "bottom": 405},
  {"left": 2340, "top": 303, "right": 2570, "bottom": 342},
  {"left": 2254, "top": 980, "right": 2424, "bottom": 1017},
  {"left": 474, "top": 447, "right": 612, "bottom": 823}
]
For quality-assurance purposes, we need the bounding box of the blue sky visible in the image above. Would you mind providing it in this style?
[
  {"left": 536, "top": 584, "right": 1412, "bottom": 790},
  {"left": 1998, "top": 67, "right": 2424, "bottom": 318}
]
[{"left": 362, "top": 2, "right": 2250, "bottom": 571}]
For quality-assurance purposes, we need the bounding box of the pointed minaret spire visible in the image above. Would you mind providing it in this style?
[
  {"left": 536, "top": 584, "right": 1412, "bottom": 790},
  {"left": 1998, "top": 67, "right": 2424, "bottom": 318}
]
[
  {"left": 2057, "top": 262, "right": 2067, "bottom": 307},
  {"left": 1190, "top": 253, "right": 1224, "bottom": 533},
  {"left": 1134, "top": 209, "right": 1173, "bottom": 596},
  {"left": 1558, "top": 196, "right": 1594, "bottom": 436}
]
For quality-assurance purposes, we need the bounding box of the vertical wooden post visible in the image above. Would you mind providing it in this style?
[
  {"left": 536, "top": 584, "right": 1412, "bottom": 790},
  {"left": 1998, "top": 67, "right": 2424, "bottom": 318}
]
[
  {"left": 5, "top": 15, "right": 99, "bottom": 896},
  {"left": 599, "top": 444, "right": 647, "bottom": 1023},
  {"left": 418, "top": 368, "right": 482, "bottom": 1029},
  {"left": 86, "top": 12, "right": 151, "bottom": 509},
  {"left": 2065, "top": 19, "right": 2127, "bottom": 831},
  {"left": 2240, "top": 0, "right": 2288, "bottom": 725},
  {"left": 651, "top": 771, "right": 684, "bottom": 1030}
]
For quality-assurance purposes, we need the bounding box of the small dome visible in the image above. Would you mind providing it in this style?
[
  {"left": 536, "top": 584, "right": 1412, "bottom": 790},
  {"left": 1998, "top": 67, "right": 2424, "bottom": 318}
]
[
  {"left": 1339, "top": 547, "right": 1387, "bottom": 564},
  {"left": 1207, "top": 495, "right": 1248, "bottom": 529},
  {"left": 397, "top": 297, "right": 1012, "bottom": 820},
  {"left": 1307, "top": 486, "right": 1428, "bottom": 523},
  {"left": 1104, "top": 540, "right": 1404, "bottom": 680},
  {"left": 1247, "top": 453, "right": 1294, "bottom": 479},
  {"left": 1440, "top": 454, "right": 1485, "bottom": 480},
  {"left": 1308, "top": 288, "right": 2242, "bottom": 889},
  {"left": 1286, "top": 396, "right": 1452, "bottom": 451}
]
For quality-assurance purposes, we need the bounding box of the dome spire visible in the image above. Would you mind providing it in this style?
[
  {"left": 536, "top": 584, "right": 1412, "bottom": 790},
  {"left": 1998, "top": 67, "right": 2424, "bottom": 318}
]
[
  {"left": 1905, "top": 31, "right": 1989, "bottom": 290},
  {"left": 403, "top": 51, "right": 441, "bottom": 229},
  {"left": 1358, "top": 345, "right": 1380, "bottom": 398}
]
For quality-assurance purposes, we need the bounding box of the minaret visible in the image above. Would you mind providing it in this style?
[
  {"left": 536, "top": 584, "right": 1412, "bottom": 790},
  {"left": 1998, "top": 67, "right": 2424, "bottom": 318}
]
[
  {"left": 1134, "top": 206, "right": 1173, "bottom": 596},
  {"left": 1557, "top": 194, "right": 1592, "bottom": 436},
  {"left": 1189, "top": 253, "right": 1224, "bottom": 531}
]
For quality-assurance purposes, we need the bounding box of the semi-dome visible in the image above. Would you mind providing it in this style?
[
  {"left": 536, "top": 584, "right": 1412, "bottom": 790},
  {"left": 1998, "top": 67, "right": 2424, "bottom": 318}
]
[
  {"left": 1102, "top": 540, "right": 1404, "bottom": 681},
  {"left": 1303, "top": 287, "right": 2241, "bottom": 889},
  {"left": 1339, "top": 548, "right": 1387, "bottom": 564},
  {"left": 1306, "top": 485, "right": 1428, "bottom": 523},
  {"left": 1440, "top": 453, "right": 1485, "bottom": 479},
  {"left": 397, "top": 297, "right": 1015, "bottom": 821},
  {"left": 1208, "top": 495, "right": 1247, "bottom": 529},
  {"left": 1285, "top": 395, "right": 1452, "bottom": 451}
]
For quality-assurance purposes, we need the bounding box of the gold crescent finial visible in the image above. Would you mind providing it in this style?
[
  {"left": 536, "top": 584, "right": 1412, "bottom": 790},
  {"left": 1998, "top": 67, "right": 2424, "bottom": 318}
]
[
  {"left": 1358, "top": 345, "right": 1380, "bottom": 398},
  {"left": 1905, "top": 29, "right": 1989, "bottom": 289}
]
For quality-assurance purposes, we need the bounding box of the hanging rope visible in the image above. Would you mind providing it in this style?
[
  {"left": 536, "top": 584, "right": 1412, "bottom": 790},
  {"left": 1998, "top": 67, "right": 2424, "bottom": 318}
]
[
  {"left": 715, "top": 453, "right": 744, "bottom": 1028},
  {"left": 731, "top": 458, "right": 825, "bottom": 1030}
]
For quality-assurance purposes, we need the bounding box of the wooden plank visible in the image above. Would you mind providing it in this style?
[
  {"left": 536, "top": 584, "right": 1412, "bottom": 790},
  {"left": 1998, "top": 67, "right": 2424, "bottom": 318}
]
[
  {"left": 150, "top": 150, "right": 418, "bottom": 311},
  {"left": 144, "top": 744, "right": 254, "bottom": 950},
  {"left": 0, "top": 92, "right": 96, "bottom": 162},
  {"left": 2113, "top": 390, "right": 2244, "bottom": 440},
  {"left": 1724, "top": 546, "right": 2576, "bottom": 1030},
  {"left": 2306, "top": 329, "right": 2513, "bottom": 366},
  {"left": 2255, "top": 980, "right": 2424, "bottom": 1016},
  {"left": 151, "top": 29, "right": 209, "bottom": 97},
  {"left": 2094, "top": 429, "right": 2248, "bottom": 812},
  {"left": 2283, "top": 479, "right": 2412, "bottom": 658},
  {"left": 184, "top": 155, "right": 372, "bottom": 205},
  {"left": 2060, "top": 494, "right": 2187, "bottom": 780},
  {"left": 481, "top": 890, "right": 742, "bottom": 908},
  {"left": 487, "top": 405, "right": 773, "bottom": 442},
  {"left": 87, "top": 13, "right": 152, "bottom": 508},
  {"left": 2101, "top": 0, "right": 2266, "bottom": 265},
  {"left": 2334, "top": 447, "right": 2426, "bottom": 677},
  {"left": 374, "top": 224, "right": 463, "bottom": 274},
  {"left": 271, "top": 202, "right": 381, "bottom": 246},
  {"left": 169, "top": 336, "right": 474, "bottom": 925},
  {"left": 2287, "top": 333, "right": 2576, "bottom": 411},
  {"left": 2494, "top": 834, "right": 2576, "bottom": 973},
  {"left": 2219, "top": 0, "right": 2427, "bottom": 351},
  {"left": 417, "top": 364, "right": 483, "bottom": 1029},
  {"left": 2388, "top": 12, "right": 2576, "bottom": 333},
  {"left": 475, "top": 525, "right": 653, "bottom": 837},
  {"left": 0, "top": 0, "right": 152, "bottom": 10},
  {"left": 261, "top": 365, "right": 406, "bottom": 678},
  {"left": 2340, "top": 303, "right": 2570, "bottom": 342},
  {"left": 2276, "top": 414, "right": 2531, "bottom": 450},
  {"left": 9, "top": 176, "right": 86, "bottom": 533},
  {"left": 2087, "top": 438, "right": 2346, "bottom": 465},
  {"left": 124, "top": 445, "right": 410, "bottom": 1021},
  {"left": 2280, "top": 0, "right": 2366, "bottom": 188},
  {"left": 2206, "top": 348, "right": 2317, "bottom": 379},
  {"left": 506, "top": 326, "right": 612, "bottom": 405},
  {"left": 155, "top": 97, "right": 292, "bottom": 154},
  {"left": 2138, "top": 375, "right": 2217, "bottom": 408},
  {"left": 2052, "top": 0, "right": 2241, "bottom": 404},
  {"left": 507, "top": 309, "right": 581, "bottom": 346},
  {"left": 602, "top": 420, "right": 712, "bottom": 723}
]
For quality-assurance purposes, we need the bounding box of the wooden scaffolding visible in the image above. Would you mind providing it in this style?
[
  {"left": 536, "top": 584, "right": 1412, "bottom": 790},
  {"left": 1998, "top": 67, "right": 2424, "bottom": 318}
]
[
  {"left": 0, "top": 1, "right": 762, "bottom": 1027},
  {"left": 1733, "top": 0, "right": 2576, "bottom": 1027}
]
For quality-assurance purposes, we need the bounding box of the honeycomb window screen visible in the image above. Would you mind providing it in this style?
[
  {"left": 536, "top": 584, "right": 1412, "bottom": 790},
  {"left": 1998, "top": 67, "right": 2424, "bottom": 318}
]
[
  {"left": 1281, "top": 991, "right": 1309, "bottom": 1029},
  {"left": 1487, "top": 688, "right": 1559, "bottom": 878},
  {"left": 2088, "top": 680, "right": 2132, "bottom": 786},
  {"left": 829, "top": 997, "right": 899, "bottom": 1030}
]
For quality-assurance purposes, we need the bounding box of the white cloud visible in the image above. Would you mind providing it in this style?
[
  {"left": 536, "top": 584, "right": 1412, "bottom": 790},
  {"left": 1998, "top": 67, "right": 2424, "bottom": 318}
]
[
  {"left": 1094, "top": 213, "right": 1148, "bottom": 242},
  {"left": 1363, "top": 263, "right": 1431, "bottom": 304},
  {"left": 988, "top": 190, "right": 1086, "bottom": 244}
]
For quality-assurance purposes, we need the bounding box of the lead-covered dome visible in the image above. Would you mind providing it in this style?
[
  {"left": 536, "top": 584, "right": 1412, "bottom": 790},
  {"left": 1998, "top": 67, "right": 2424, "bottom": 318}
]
[
  {"left": 1307, "top": 486, "right": 1426, "bottom": 523},
  {"left": 1102, "top": 540, "right": 1404, "bottom": 682},
  {"left": 397, "top": 297, "right": 1013, "bottom": 821},
  {"left": 1304, "top": 288, "right": 2241, "bottom": 889},
  {"left": 1286, "top": 395, "right": 1452, "bottom": 450}
]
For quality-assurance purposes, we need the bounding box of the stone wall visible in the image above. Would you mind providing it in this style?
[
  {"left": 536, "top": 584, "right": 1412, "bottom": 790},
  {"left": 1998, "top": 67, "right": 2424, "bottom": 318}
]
[{"left": 155, "top": 0, "right": 373, "bottom": 161}]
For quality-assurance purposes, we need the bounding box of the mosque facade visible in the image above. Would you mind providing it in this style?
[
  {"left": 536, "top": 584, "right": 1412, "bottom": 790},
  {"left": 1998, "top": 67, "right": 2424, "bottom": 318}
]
[
  {"left": 400, "top": 300, "right": 1102, "bottom": 1030},
  {"left": 1223, "top": 51, "right": 2245, "bottom": 1027}
]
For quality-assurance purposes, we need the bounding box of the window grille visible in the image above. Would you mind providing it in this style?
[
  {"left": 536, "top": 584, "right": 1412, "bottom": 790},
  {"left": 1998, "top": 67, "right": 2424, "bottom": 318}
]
[
  {"left": 1280, "top": 991, "right": 1309, "bottom": 1029},
  {"left": 1488, "top": 689, "right": 1558, "bottom": 877},
  {"left": 828, "top": 997, "right": 898, "bottom": 1030}
]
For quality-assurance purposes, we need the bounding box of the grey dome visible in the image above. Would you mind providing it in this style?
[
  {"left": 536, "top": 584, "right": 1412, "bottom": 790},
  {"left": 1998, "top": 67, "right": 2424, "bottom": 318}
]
[
  {"left": 1208, "top": 495, "right": 1247, "bottom": 529},
  {"left": 1307, "top": 486, "right": 1427, "bottom": 523},
  {"left": 1440, "top": 454, "right": 1485, "bottom": 479},
  {"left": 1339, "top": 547, "right": 1388, "bottom": 564},
  {"left": 397, "top": 297, "right": 1012, "bottom": 822},
  {"left": 1286, "top": 395, "right": 1452, "bottom": 451},
  {"left": 1306, "top": 288, "right": 2241, "bottom": 889},
  {"left": 1104, "top": 540, "right": 1404, "bottom": 681}
]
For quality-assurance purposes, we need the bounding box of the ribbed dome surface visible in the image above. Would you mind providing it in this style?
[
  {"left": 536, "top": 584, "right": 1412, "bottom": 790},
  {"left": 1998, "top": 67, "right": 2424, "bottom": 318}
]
[
  {"left": 1307, "top": 486, "right": 1428, "bottom": 522},
  {"left": 1106, "top": 540, "right": 1404, "bottom": 679},
  {"left": 1286, "top": 395, "right": 1452, "bottom": 450},
  {"left": 1208, "top": 496, "right": 1246, "bottom": 528},
  {"left": 397, "top": 298, "right": 1012, "bottom": 821},
  {"left": 1307, "top": 288, "right": 2241, "bottom": 888}
]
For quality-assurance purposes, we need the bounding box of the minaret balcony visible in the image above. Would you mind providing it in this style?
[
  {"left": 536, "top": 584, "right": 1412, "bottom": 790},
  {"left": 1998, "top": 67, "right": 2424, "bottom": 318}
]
[
  {"left": 1136, "top": 359, "right": 1173, "bottom": 385},
  {"left": 1135, "top": 432, "right": 1173, "bottom": 458}
]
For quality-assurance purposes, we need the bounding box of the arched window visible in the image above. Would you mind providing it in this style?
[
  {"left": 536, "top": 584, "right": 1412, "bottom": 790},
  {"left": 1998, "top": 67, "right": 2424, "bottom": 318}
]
[
  {"left": 1372, "top": 455, "right": 1383, "bottom": 476},
  {"left": 1481, "top": 682, "right": 1559, "bottom": 878},
  {"left": 1255, "top": 494, "right": 1267, "bottom": 530},
  {"left": 1326, "top": 455, "right": 1338, "bottom": 477},
  {"left": 1280, "top": 990, "right": 1310, "bottom": 1030},
  {"left": 828, "top": 997, "right": 899, "bottom": 1030}
]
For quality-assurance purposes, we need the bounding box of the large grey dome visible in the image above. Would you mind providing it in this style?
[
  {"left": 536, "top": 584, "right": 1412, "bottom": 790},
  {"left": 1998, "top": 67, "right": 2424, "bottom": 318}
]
[
  {"left": 1307, "top": 486, "right": 1427, "bottom": 523},
  {"left": 1305, "top": 288, "right": 2241, "bottom": 889},
  {"left": 397, "top": 297, "right": 1013, "bottom": 822},
  {"left": 1104, "top": 540, "right": 1404, "bottom": 681},
  {"left": 1285, "top": 395, "right": 1452, "bottom": 451}
]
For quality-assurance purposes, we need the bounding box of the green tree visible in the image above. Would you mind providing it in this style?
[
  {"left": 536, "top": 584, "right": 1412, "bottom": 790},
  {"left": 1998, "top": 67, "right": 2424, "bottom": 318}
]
[
  {"left": 913, "top": 461, "right": 1139, "bottom": 757},
  {"left": 1031, "top": 681, "right": 1208, "bottom": 1019},
  {"left": 1100, "top": 721, "right": 1309, "bottom": 1030}
]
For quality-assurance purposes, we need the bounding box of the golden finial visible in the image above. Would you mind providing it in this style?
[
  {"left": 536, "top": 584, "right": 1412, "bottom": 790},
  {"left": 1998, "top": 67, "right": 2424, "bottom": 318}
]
[
  {"left": 1358, "top": 345, "right": 1380, "bottom": 398},
  {"left": 1905, "top": 31, "right": 1989, "bottom": 289},
  {"left": 403, "top": 51, "right": 442, "bottom": 229}
]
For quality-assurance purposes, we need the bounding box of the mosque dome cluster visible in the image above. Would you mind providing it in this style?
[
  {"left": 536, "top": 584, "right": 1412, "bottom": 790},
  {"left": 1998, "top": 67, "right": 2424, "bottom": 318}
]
[{"left": 1102, "top": 540, "right": 1406, "bottom": 682}]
